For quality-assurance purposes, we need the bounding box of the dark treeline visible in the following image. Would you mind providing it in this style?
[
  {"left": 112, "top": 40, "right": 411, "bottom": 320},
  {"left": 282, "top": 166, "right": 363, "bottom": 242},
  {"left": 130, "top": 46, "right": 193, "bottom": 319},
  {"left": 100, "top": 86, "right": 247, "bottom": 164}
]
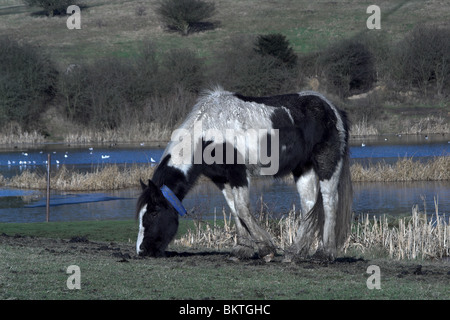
[{"left": 1, "top": 25, "right": 449, "bottom": 135}]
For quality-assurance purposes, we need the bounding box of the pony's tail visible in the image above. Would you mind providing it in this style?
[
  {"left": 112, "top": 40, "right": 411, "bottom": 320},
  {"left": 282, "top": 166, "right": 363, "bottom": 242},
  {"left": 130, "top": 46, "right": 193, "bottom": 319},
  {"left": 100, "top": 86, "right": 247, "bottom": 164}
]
[{"left": 335, "top": 147, "right": 353, "bottom": 249}]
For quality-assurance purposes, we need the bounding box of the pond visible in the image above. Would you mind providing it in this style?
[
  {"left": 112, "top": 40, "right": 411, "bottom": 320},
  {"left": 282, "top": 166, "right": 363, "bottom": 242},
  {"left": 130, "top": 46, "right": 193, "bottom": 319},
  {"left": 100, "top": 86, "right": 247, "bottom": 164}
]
[{"left": 0, "top": 134, "right": 448, "bottom": 223}]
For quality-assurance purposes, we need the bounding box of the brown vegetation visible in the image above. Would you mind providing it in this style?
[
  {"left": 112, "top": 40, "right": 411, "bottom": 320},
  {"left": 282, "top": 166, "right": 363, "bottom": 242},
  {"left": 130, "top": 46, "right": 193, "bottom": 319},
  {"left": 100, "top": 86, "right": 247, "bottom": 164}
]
[
  {"left": 347, "top": 199, "right": 449, "bottom": 260},
  {"left": 351, "top": 156, "right": 450, "bottom": 182},
  {"left": 2, "top": 164, "right": 156, "bottom": 191},
  {"left": 175, "top": 199, "right": 449, "bottom": 260},
  {"left": 0, "top": 156, "right": 447, "bottom": 191}
]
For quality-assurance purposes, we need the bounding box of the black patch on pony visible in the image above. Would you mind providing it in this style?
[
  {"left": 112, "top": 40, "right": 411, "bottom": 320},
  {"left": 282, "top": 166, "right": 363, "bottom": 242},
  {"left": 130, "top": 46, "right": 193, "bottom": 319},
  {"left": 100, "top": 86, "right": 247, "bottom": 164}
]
[
  {"left": 151, "top": 155, "right": 190, "bottom": 200},
  {"left": 234, "top": 92, "right": 347, "bottom": 181},
  {"left": 199, "top": 140, "right": 249, "bottom": 189}
]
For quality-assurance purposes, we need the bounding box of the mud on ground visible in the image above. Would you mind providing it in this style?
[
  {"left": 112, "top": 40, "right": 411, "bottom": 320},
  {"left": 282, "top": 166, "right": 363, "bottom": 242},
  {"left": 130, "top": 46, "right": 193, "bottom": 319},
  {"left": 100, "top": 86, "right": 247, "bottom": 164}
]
[{"left": 1, "top": 233, "right": 449, "bottom": 300}]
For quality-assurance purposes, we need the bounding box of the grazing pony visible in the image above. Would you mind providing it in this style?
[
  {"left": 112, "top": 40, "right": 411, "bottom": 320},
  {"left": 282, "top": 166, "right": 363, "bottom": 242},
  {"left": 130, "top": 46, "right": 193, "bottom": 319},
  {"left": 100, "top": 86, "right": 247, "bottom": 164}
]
[{"left": 136, "top": 88, "right": 352, "bottom": 259}]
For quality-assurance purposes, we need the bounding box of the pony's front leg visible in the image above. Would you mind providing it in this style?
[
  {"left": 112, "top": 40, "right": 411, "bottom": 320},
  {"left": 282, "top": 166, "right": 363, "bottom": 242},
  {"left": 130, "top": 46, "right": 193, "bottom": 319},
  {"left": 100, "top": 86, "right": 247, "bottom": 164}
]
[
  {"left": 231, "top": 185, "right": 275, "bottom": 259},
  {"left": 221, "top": 184, "right": 255, "bottom": 258}
]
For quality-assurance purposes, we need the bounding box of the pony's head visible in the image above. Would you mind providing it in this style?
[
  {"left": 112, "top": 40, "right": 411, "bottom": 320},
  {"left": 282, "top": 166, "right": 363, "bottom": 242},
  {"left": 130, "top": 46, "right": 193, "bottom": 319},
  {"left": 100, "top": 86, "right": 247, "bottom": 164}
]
[{"left": 136, "top": 179, "right": 179, "bottom": 257}]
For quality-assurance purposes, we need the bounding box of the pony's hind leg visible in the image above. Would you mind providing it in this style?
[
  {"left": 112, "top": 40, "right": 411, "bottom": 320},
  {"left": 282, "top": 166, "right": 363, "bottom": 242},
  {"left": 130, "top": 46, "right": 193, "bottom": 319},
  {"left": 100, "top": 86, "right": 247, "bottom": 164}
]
[
  {"left": 318, "top": 160, "right": 343, "bottom": 259},
  {"left": 295, "top": 167, "right": 319, "bottom": 215},
  {"left": 290, "top": 167, "right": 322, "bottom": 258}
]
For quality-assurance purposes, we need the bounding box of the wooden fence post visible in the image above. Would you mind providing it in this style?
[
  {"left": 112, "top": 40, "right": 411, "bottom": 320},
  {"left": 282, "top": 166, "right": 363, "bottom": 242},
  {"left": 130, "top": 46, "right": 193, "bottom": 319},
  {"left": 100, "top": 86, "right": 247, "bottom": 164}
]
[{"left": 46, "top": 153, "right": 51, "bottom": 222}]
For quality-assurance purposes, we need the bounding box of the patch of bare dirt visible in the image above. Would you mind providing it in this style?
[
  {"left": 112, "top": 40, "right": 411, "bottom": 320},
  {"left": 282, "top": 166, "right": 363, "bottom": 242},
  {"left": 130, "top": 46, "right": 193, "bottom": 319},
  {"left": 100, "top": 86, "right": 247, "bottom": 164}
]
[{"left": 1, "top": 233, "right": 449, "bottom": 284}]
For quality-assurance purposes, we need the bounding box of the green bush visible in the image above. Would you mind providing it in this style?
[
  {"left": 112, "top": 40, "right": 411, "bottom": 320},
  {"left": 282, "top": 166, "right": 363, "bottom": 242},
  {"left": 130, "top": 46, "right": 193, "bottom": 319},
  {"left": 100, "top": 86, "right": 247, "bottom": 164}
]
[
  {"left": 0, "top": 37, "right": 57, "bottom": 129},
  {"left": 254, "top": 33, "right": 298, "bottom": 69},
  {"left": 24, "top": 0, "right": 76, "bottom": 16},
  {"left": 156, "top": 0, "right": 216, "bottom": 35}
]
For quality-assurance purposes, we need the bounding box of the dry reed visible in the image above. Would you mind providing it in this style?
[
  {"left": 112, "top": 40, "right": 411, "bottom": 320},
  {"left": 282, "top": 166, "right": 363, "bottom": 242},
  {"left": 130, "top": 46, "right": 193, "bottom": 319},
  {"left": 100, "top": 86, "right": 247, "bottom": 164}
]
[
  {"left": 174, "top": 202, "right": 303, "bottom": 251},
  {"left": 0, "top": 129, "right": 45, "bottom": 145},
  {"left": 1, "top": 164, "right": 156, "bottom": 191},
  {"left": 175, "top": 208, "right": 237, "bottom": 249},
  {"left": 347, "top": 198, "right": 449, "bottom": 260},
  {"left": 175, "top": 200, "right": 449, "bottom": 260},
  {"left": 399, "top": 115, "right": 450, "bottom": 135},
  {"left": 63, "top": 122, "right": 172, "bottom": 144},
  {"left": 350, "top": 117, "right": 379, "bottom": 136},
  {"left": 1, "top": 156, "right": 447, "bottom": 191},
  {"left": 351, "top": 156, "right": 450, "bottom": 182}
]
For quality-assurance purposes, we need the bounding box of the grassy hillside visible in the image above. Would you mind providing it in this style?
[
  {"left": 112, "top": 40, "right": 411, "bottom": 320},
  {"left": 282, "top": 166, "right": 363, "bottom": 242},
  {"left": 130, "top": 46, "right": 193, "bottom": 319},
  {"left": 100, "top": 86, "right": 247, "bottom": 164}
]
[
  {"left": 2, "top": 0, "right": 449, "bottom": 66},
  {"left": 1, "top": 0, "right": 449, "bottom": 142}
]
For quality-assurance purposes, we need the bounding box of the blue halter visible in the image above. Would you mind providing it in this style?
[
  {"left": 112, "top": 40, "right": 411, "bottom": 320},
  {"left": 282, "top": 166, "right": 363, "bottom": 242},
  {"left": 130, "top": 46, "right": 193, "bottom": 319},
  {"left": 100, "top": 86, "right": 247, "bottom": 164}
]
[{"left": 160, "top": 185, "right": 187, "bottom": 216}]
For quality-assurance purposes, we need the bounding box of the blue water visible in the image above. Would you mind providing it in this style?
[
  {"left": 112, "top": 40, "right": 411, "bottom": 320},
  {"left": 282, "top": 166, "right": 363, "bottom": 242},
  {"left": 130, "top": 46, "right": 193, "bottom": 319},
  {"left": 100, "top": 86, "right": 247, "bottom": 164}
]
[
  {"left": 0, "top": 179, "right": 448, "bottom": 223},
  {"left": 0, "top": 134, "right": 448, "bottom": 174},
  {"left": 351, "top": 142, "right": 448, "bottom": 159},
  {"left": 0, "top": 134, "right": 448, "bottom": 223},
  {"left": 0, "top": 144, "right": 164, "bottom": 178}
]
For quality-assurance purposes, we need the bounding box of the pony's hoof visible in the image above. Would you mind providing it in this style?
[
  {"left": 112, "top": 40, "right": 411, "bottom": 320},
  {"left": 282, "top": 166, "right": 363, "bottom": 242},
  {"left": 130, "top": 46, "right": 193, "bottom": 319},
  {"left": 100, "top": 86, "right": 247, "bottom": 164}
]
[
  {"left": 231, "top": 244, "right": 255, "bottom": 259},
  {"left": 312, "top": 249, "right": 335, "bottom": 261},
  {"left": 257, "top": 245, "right": 276, "bottom": 259},
  {"left": 262, "top": 252, "right": 274, "bottom": 263}
]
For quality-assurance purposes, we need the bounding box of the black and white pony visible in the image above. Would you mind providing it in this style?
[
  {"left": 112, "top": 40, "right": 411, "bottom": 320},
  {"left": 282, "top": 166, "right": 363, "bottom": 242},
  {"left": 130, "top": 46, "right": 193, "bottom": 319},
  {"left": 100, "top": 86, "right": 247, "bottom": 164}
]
[{"left": 136, "top": 88, "right": 352, "bottom": 260}]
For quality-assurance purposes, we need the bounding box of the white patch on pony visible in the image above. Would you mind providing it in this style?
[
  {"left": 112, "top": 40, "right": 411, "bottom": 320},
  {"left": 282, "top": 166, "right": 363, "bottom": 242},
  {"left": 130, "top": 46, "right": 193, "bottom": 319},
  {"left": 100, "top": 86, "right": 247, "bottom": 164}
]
[
  {"left": 296, "top": 167, "right": 319, "bottom": 215},
  {"left": 164, "top": 88, "right": 279, "bottom": 175},
  {"left": 281, "top": 106, "right": 294, "bottom": 124},
  {"left": 136, "top": 204, "right": 147, "bottom": 255},
  {"left": 221, "top": 185, "right": 237, "bottom": 215}
]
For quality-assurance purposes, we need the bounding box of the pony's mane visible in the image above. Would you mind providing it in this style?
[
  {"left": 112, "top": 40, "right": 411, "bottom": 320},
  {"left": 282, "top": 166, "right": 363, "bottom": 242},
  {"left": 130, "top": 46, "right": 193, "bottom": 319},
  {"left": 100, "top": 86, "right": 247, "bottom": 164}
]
[
  {"left": 198, "top": 85, "right": 230, "bottom": 98},
  {"left": 135, "top": 181, "right": 168, "bottom": 219}
]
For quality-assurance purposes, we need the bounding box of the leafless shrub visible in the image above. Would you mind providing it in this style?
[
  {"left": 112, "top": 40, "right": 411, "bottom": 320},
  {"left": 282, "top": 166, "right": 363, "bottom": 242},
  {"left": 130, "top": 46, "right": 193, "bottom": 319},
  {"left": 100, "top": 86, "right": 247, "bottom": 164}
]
[
  {"left": 390, "top": 25, "right": 450, "bottom": 97},
  {"left": 319, "top": 38, "right": 376, "bottom": 98},
  {"left": 211, "top": 35, "right": 300, "bottom": 96}
]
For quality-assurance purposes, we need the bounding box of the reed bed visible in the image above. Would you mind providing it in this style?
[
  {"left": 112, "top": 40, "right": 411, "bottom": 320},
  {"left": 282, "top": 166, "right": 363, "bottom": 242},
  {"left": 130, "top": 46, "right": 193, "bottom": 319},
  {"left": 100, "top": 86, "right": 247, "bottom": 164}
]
[
  {"left": 175, "top": 200, "right": 449, "bottom": 260},
  {"left": 63, "top": 122, "right": 172, "bottom": 144},
  {"left": 173, "top": 204, "right": 302, "bottom": 251},
  {"left": 1, "top": 164, "right": 156, "bottom": 191},
  {"left": 175, "top": 208, "right": 237, "bottom": 249},
  {"left": 1, "top": 156, "right": 448, "bottom": 191},
  {"left": 351, "top": 156, "right": 450, "bottom": 182},
  {"left": 0, "top": 130, "right": 45, "bottom": 145},
  {"left": 1, "top": 158, "right": 447, "bottom": 260},
  {"left": 347, "top": 198, "right": 449, "bottom": 260},
  {"left": 350, "top": 117, "right": 379, "bottom": 136}
]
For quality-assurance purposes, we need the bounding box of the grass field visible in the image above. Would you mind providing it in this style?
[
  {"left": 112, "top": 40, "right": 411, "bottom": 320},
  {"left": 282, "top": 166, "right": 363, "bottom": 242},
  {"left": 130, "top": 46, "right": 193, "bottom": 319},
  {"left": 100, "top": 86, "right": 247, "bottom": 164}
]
[
  {"left": 0, "top": 218, "right": 449, "bottom": 300},
  {"left": 2, "top": 0, "right": 449, "bottom": 65}
]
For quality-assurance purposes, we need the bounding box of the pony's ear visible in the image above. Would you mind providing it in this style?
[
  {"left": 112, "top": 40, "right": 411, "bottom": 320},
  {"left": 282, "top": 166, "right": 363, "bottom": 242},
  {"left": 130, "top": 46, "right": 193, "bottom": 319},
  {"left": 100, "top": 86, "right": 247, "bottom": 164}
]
[
  {"left": 145, "top": 180, "right": 168, "bottom": 208},
  {"left": 147, "top": 179, "right": 158, "bottom": 189},
  {"left": 140, "top": 179, "right": 160, "bottom": 194},
  {"left": 145, "top": 179, "right": 163, "bottom": 197}
]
